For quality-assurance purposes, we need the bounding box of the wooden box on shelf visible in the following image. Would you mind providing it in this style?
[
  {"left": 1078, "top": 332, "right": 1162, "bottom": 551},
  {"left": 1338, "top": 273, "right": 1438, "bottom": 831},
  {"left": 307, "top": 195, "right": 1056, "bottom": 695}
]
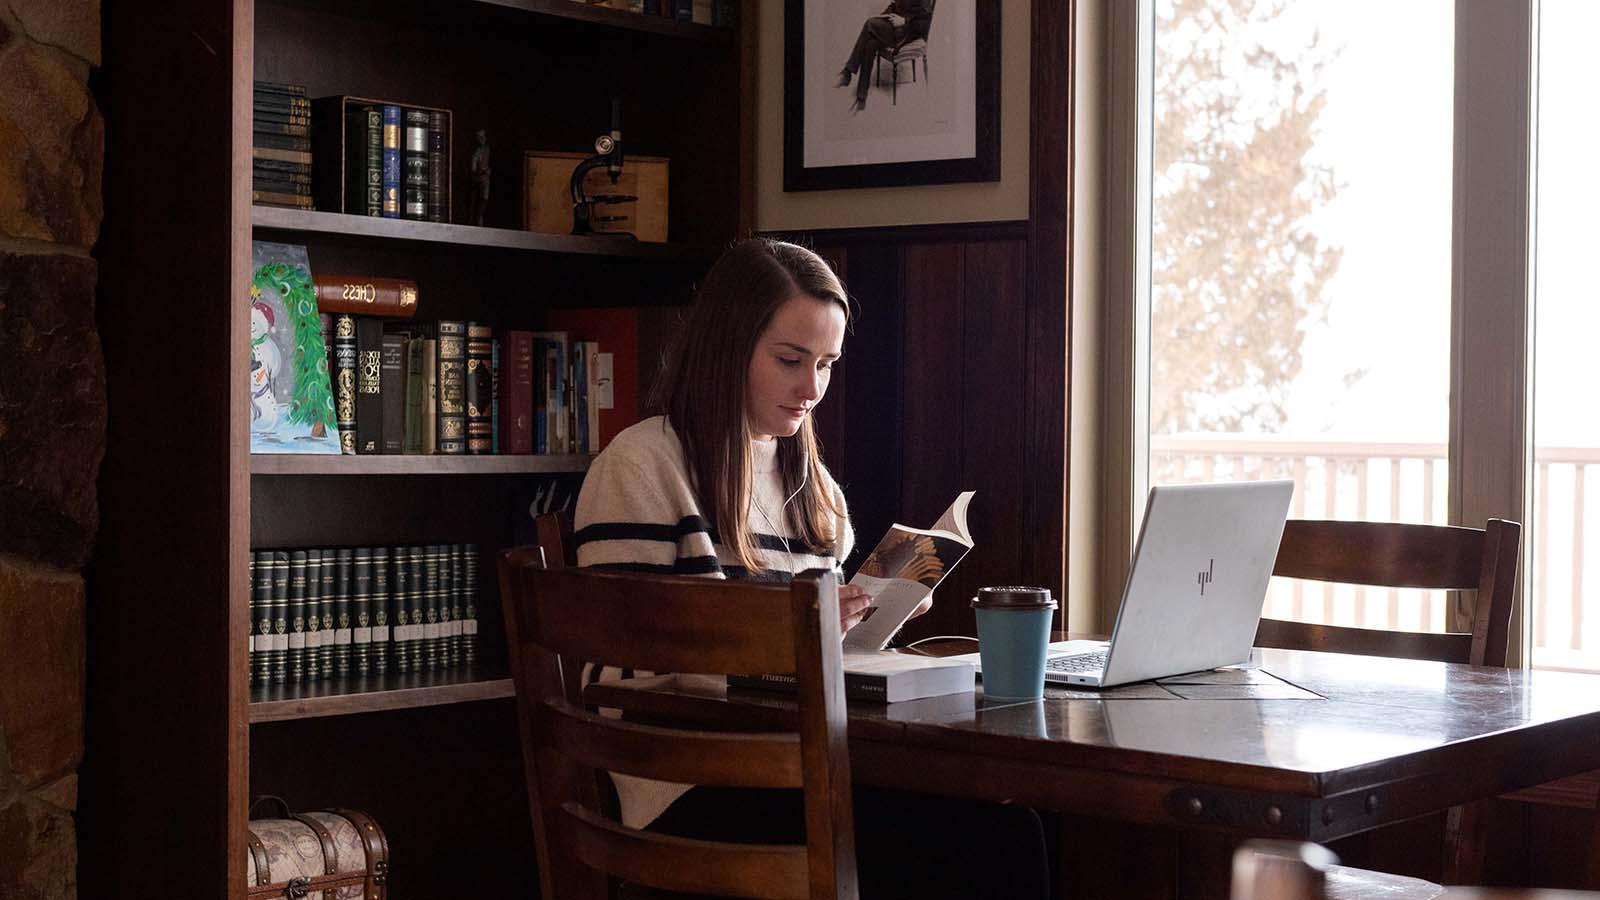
[
  {"left": 312, "top": 96, "right": 453, "bottom": 220},
  {"left": 246, "top": 804, "right": 390, "bottom": 899},
  {"left": 522, "top": 150, "right": 669, "bottom": 242}
]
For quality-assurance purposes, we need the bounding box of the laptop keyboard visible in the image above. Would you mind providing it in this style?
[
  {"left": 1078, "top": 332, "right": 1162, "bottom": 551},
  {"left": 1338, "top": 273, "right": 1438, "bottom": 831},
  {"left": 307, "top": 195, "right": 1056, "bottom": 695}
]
[{"left": 1045, "top": 651, "right": 1109, "bottom": 674}]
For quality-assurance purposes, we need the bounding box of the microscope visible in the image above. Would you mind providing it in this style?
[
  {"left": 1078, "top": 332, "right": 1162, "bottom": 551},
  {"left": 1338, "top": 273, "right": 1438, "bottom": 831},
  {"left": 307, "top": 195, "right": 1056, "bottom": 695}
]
[{"left": 570, "top": 98, "right": 638, "bottom": 237}]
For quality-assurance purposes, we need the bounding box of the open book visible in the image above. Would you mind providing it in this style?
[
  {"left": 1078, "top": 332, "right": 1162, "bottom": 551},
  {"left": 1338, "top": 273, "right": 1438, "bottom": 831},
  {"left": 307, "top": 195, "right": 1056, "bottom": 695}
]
[{"left": 842, "top": 491, "right": 976, "bottom": 651}]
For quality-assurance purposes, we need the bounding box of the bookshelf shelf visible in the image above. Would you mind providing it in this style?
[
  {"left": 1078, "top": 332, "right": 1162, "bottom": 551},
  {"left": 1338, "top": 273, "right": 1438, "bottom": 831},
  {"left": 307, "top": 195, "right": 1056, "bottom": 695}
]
[
  {"left": 251, "top": 205, "right": 719, "bottom": 263},
  {"left": 475, "top": 0, "right": 733, "bottom": 43},
  {"left": 249, "top": 670, "right": 514, "bottom": 723},
  {"left": 249, "top": 453, "right": 593, "bottom": 476}
]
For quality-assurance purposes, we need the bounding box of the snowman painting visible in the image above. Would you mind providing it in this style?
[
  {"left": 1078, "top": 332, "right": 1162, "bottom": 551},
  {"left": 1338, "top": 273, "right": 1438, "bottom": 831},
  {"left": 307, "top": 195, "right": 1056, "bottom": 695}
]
[{"left": 249, "top": 292, "right": 283, "bottom": 433}]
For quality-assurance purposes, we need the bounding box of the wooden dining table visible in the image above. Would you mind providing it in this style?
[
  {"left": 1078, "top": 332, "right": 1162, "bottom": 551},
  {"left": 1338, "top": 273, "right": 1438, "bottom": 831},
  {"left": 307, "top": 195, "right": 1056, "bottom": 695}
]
[{"left": 587, "top": 645, "right": 1600, "bottom": 900}]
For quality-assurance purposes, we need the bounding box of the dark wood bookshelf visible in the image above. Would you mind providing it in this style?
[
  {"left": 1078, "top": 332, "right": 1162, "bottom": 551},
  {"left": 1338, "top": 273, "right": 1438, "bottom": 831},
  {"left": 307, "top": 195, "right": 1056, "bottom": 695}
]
[
  {"left": 476, "top": 0, "right": 733, "bottom": 43},
  {"left": 250, "top": 453, "right": 592, "bottom": 476},
  {"left": 251, "top": 205, "right": 720, "bottom": 263},
  {"left": 249, "top": 669, "right": 514, "bottom": 723}
]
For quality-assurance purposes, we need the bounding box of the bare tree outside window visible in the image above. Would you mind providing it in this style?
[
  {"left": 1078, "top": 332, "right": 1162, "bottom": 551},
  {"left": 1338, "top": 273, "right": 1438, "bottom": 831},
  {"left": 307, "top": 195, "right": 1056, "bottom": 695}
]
[{"left": 1150, "top": 0, "right": 1344, "bottom": 437}]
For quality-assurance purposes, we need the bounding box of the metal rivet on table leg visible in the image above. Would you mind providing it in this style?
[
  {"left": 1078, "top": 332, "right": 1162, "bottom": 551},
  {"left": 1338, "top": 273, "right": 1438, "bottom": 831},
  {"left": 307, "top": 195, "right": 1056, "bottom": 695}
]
[
  {"left": 1187, "top": 796, "right": 1204, "bottom": 815},
  {"left": 1264, "top": 805, "right": 1283, "bottom": 826}
]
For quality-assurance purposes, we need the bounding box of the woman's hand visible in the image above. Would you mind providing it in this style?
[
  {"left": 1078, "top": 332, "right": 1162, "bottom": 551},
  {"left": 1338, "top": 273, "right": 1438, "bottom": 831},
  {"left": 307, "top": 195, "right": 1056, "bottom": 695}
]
[{"left": 838, "top": 584, "right": 873, "bottom": 635}]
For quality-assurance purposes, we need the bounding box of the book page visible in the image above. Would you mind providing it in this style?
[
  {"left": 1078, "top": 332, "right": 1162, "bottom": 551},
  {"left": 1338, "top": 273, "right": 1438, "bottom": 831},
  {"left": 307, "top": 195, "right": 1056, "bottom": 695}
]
[{"left": 843, "top": 491, "right": 976, "bottom": 651}]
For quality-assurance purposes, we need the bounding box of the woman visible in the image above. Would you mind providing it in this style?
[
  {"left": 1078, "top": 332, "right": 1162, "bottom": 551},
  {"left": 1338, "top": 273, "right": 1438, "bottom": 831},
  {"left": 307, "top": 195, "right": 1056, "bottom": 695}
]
[{"left": 573, "top": 238, "right": 1049, "bottom": 899}]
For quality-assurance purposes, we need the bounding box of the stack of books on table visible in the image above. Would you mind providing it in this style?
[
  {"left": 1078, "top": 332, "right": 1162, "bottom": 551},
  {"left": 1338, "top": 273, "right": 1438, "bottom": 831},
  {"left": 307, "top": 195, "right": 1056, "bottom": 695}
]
[
  {"left": 254, "top": 81, "right": 312, "bottom": 209},
  {"left": 728, "top": 650, "right": 976, "bottom": 703}
]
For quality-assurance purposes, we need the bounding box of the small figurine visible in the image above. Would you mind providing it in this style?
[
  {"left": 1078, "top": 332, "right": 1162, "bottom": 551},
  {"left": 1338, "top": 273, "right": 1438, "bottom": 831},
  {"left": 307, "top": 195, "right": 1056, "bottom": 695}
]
[{"left": 469, "top": 129, "right": 491, "bottom": 227}]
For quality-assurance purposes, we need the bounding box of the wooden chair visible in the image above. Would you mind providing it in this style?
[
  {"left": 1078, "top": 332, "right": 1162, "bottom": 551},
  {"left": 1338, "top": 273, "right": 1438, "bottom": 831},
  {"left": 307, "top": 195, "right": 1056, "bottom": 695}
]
[
  {"left": 1253, "top": 518, "right": 1522, "bottom": 897},
  {"left": 873, "top": 0, "right": 935, "bottom": 106},
  {"left": 535, "top": 510, "right": 575, "bottom": 569},
  {"left": 497, "top": 558, "right": 859, "bottom": 900},
  {"left": 1256, "top": 519, "right": 1521, "bottom": 668}
]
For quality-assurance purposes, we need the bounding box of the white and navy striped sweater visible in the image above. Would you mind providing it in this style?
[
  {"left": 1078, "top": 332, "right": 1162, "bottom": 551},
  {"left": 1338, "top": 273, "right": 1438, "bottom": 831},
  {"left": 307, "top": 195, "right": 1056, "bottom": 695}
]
[
  {"left": 572, "top": 415, "right": 855, "bottom": 827},
  {"left": 574, "top": 416, "right": 854, "bottom": 581}
]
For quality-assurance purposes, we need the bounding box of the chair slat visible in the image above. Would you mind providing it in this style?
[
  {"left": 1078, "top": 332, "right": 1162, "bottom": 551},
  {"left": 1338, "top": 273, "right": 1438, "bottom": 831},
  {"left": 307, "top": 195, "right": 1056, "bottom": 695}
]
[
  {"left": 1273, "top": 520, "right": 1485, "bottom": 589},
  {"left": 1254, "top": 619, "right": 1473, "bottom": 665},
  {"left": 561, "top": 802, "right": 810, "bottom": 900},
  {"left": 517, "top": 566, "right": 801, "bottom": 675},
  {"left": 539, "top": 699, "right": 804, "bottom": 788}
]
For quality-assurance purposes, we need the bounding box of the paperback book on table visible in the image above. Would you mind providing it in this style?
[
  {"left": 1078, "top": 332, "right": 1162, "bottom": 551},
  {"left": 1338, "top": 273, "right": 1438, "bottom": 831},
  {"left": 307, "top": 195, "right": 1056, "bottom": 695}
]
[{"left": 729, "top": 650, "right": 975, "bottom": 704}]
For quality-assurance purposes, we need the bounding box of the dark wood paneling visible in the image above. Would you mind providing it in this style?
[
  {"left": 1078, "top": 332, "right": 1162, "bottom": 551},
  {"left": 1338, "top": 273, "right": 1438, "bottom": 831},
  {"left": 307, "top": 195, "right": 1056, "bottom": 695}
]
[
  {"left": 84, "top": 1, "right": 246, "bottom": 897},
  {"left": 900, "top": 243, "right": 966, "bottom": 524},
  {"left": 1026, "top": 0, "right": 1075, "bottom": 609}
]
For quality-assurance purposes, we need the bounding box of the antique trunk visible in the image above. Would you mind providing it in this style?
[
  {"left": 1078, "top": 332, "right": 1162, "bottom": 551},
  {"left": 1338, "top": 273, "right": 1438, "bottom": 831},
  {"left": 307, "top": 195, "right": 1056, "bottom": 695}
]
[{"left": 246, "top": 807, "right": 390, "bottom": 899}]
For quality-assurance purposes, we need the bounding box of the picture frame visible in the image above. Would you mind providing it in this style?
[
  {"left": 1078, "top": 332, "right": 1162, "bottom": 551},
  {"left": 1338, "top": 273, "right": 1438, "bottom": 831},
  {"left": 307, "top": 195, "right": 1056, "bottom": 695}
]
[{"left": 784, "top": 0, "right": 1000, "bottom": 192}]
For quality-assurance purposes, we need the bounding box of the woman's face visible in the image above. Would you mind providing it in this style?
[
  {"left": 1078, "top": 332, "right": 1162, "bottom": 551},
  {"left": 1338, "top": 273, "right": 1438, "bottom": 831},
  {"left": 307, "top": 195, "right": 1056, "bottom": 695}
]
[{"left": 745, "top": 293, "right": 846, "bottom": 441}]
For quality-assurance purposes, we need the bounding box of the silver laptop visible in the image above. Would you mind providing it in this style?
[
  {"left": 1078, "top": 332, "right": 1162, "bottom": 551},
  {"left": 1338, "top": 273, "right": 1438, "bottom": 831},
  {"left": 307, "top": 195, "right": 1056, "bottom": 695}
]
[{"left": 967, "top": 480, "right": 1294, "bottom": 689}]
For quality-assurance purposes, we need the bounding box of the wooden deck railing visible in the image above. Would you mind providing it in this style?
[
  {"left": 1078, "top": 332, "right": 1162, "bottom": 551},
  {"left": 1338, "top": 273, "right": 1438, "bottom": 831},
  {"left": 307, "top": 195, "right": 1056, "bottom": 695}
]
[{"left": 1150, "top": 435, "right": 1599, "bottom": 670}]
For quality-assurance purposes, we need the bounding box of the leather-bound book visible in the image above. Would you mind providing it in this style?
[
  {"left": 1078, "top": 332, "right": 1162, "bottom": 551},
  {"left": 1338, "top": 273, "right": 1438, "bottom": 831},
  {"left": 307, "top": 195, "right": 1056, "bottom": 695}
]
[
  {"left": 403, "top": 336, "right": 426, "bottom": 454},
  {"left": 382, "top": 105, "right": 401, "bottom": 218},
  {"left": 303, "top": 549, "right": 323, "bottom": 682},
  {"left": 372, "top": 548, "right": 393, "bottom": 676},
  {"left": 386, "top": 547, "right": 407, "bottom": 674},
  {"left": 423, "top": 545, "right": 442, "bottom": 672},
  {"left": 333, "top": 314, "right": 357, "bottom": 454},
  {"left": 406, "top": 548, "right": 427, "bottom": 673},
  {"left": 355, "top": 317, "right": 384, "bottom": 454},
  {"left": 465, "top": 323, "right": 493, "bottom": 454},
  {"left": 270, "top": 551, "right": 290, "bottom": 683},
  {"left": 351, "top": 547, "right": 372, "bottom": 677},
  {"left": 313, "top": 275, "right": 418, "bottom": 318},
  {"left": 422, "top": 338, "right": 439, "bottom": 453},
  {"left": 449, "top": 543, "right": 466, "bottom": 667},
  {"left": 380, "top": 333, "right": 405, "bottom": 453},
  {"left": 435, "top": 321, "right": 467, "bottom": 454},
  {"left": 427, "top": 110, "right": 448, "bottom": 223},
  {"left": 403, "top": 108, "right": 429, "bottom": 220},
  {"left": 250, "top": 553, "right": 265, "bottom": 687},
  {"left": 288, "top": 551, "right": 308, "bottom": 684},
  {"left": 463, "top": 544, "right": 479, "bottom": 665},
  {"left": 502, "top": 331, "right": 535, "bottom": 454},
  {"left": 334, "top": 548, "right": 353, "bottom": 678},
  {"left": 316, "top": 548, "right": 336, "bottom": 680}
]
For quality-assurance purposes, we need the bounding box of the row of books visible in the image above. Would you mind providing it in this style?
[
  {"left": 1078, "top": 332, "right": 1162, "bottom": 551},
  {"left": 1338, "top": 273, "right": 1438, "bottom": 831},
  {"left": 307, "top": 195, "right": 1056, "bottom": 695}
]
[
  {"left": 254, "top": 81, "right": 313, "bottom": 210},
  {"left": 247, "top": 544, "right": 479, "bottom": 687},
  {"left": 323, "top": 310, "right": 603, "bottom": 456},
  {"left": 327, "top": 99, "right": 451, "bottom": 222}
]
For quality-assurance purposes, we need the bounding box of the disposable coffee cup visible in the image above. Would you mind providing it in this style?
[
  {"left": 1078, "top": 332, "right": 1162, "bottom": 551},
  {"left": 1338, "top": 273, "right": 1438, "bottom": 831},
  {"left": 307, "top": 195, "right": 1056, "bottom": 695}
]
[{"left": 972, "top": 586, "right": 1057, "bottom": 700}]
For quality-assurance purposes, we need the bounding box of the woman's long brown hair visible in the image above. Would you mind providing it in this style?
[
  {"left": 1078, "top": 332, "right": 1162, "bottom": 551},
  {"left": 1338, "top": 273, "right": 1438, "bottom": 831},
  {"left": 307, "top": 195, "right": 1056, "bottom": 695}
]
[{"left": 652, "top": 239, "right": 852, "bottom": 573}]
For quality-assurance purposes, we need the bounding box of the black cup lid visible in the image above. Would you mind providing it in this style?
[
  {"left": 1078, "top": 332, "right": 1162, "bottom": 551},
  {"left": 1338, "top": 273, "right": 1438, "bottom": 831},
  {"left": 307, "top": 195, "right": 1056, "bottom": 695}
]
[{"left": 971, "top": 585, "right": 1057, "bottom": 610}]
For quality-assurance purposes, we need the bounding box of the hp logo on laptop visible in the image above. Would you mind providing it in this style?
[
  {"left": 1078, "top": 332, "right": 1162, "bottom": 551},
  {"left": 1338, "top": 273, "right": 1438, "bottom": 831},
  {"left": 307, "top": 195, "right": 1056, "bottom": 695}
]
[{"left": 1197, "top": 558, "right": 1214, "bottom": 596}]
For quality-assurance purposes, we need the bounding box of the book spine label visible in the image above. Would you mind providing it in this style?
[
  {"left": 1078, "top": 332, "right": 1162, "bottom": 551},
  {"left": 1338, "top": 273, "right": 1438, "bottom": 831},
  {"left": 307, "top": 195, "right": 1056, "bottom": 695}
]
[
  {"left": 334, "top": 314, "right": 357, "bottom": 454},
  {"left": 355, "top": 317, "right": 384, "bottom": 454},
  {"left": 427, "top": 110, "right": 447, "bottom": 223},
  {"left": 505, "top": 331, "right": 534, "bottom": 454},
  {"left": 336, "top": 548, "right": 354, "bottom": 678},
  {"left": 313, "top": 275, "right": 419, "bottom": 317},
  {"left": 465, "top": 323, "right": 494, "bottom": 454},
  {"left": 382, "top": 105, "right": 402, "bottom": 218},
  {"left": 436, "top": 322, "right": 467, "bottom": 454},
  {"left": 255, "top": 119, "right": 309, "bottom": 137},
  {"left": 422, "top": 339, "right": 439, "bottom": 454},
  {"left": 270, "top": 552, "right": 289, "bottom": 683},
  {"left": 364, "top": 106, "right": 383, "bottom": 216},
  {"left": 403, "top": 109, "right": 429, "bottom": 221},
  {"left": 380, "top": 333, "right": 406, "bottom": 453}
]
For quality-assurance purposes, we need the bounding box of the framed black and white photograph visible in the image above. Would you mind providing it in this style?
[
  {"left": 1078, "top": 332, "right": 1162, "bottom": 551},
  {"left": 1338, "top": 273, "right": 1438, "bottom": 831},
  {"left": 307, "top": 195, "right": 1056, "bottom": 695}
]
[{"left": 784, "top": 0, "right": 1000, "bottom": 192}]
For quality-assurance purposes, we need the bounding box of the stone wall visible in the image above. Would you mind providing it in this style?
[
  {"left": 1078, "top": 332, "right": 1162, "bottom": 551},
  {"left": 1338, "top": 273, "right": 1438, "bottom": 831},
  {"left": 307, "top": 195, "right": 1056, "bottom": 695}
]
[{"left": 0, "top": 2, "right": 104, "bottom": 899}]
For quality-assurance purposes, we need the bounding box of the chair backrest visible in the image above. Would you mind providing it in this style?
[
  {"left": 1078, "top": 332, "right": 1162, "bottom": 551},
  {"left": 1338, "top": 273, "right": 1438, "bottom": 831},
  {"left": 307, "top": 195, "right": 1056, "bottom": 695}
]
[
  {"left": 1254, "top": 519, "right": 1521, "bottom": 666},
  {"left": 497, "top": 559, "right": 858, "bottom": 900},
  {"left": 1230, "top": 840, "right": 1337, "bottom": 900},
  {"left": 535, "top": 510, "right": 576, "bottom": 569}
]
